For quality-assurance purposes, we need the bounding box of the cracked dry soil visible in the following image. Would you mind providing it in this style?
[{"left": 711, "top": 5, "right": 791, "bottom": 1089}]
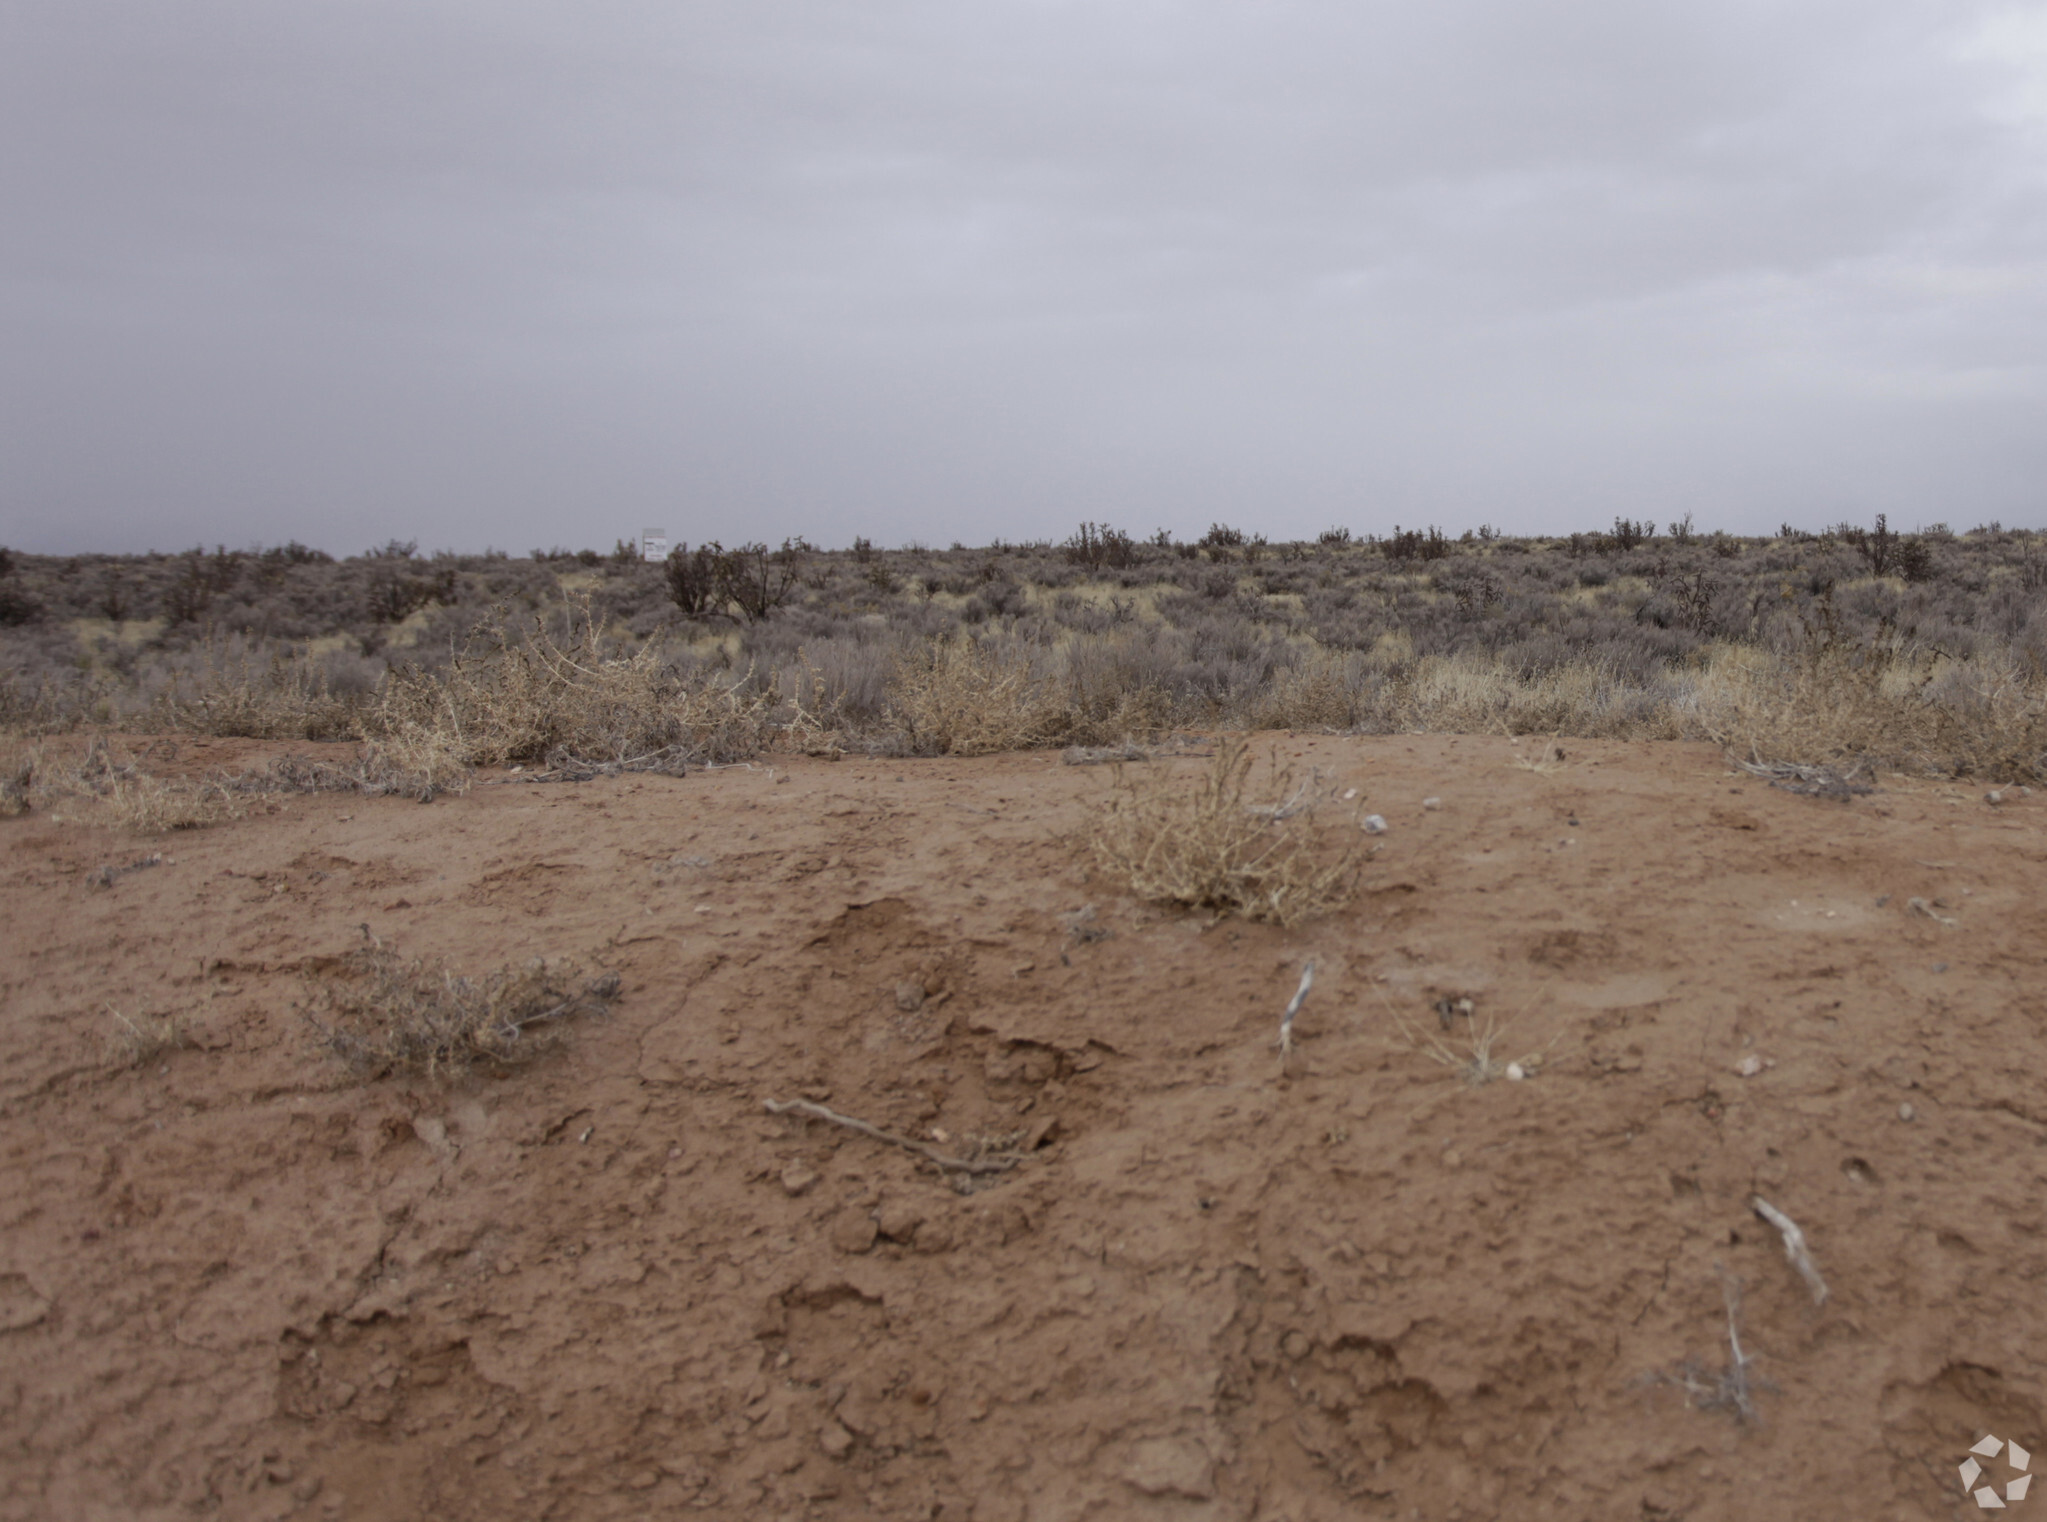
[{"left": 2, "top": 733, "right": 2044, "bottom": 1520}]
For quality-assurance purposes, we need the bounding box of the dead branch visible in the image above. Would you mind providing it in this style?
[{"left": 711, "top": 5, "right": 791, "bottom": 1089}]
[
  {"left": 1751, "top": 1195, "right": 1829, "bottom": 1305},
  {"left": 1736, "top": 757, "right": 1873, "bottom": 799},
  {"left": 763, "top": 1097, "right": 1019, "bottom": 1176},
  {"left": 1278, "top": 962, "right": 1315, "bottom": 1062},
  {"left": 1907, "top": 896, "right": 1957, "bottom": 926},
  {"left": 479, "top": 744, "right": 692, "bottom": 784}
]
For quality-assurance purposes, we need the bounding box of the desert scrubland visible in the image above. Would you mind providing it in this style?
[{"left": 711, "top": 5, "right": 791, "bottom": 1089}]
[{"left": 3, "top": 522, "right": 2045, "bottom": 1519}]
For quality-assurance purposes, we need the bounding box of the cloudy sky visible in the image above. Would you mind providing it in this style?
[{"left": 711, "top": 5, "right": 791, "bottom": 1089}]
[{"left": 4, "top": 1, "right": 2045, "bottom": 554}]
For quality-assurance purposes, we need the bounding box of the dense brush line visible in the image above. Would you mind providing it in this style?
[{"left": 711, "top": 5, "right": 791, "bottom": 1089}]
[{"left": 2, "top": 527, "right": 2043, "bottom": 780}]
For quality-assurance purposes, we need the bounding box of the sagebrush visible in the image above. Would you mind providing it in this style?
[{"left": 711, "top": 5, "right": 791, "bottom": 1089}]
[{"left": 1091, "top": 736, "right": 1360, "bottom": 926}]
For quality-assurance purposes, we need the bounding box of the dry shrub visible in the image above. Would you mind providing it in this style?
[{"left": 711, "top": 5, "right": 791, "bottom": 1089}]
[
  {"left": 1692, "top": 610, "right": 2047, "bottom": 781},
  {"left": 1926, "top": 657, "right": 2047, "bottom": 781},
  {"left": 359, "top": 721, "right": 476, "bottom": 801},
  {"left": 307, "top": 943, "right": 619, "bottom": 1080},
  {"left": 1091, "top": 736, "right": 1359, "bottom": 926},
  {"left": 152, "top": 643, "right": 362, "bottom": 740},
  {"left": 373, "top": 606, "right": 774, "bottom": 768},
  {"left": 12, "top": 736, "right": 241, "bottom": 831},
  {"left": 1399, "top": 655, "right": 1687, "bottom": 739},
  {"left": 0, "top": 737, "right": 37, "bottom": 816},
  {"left": 886, "top": 638, "right": 1070, "bottom": 755},
  {"left": 97, "top": 769, "right": 242, "bottom": 832},
  {"left": 1241, "top": 657, "right": 1379, "bottom": 731}
]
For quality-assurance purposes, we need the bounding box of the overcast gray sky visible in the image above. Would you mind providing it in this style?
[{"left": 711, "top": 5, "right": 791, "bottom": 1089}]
[{"left": 4, "top": 1, "right": 2045, "bottom": 554}]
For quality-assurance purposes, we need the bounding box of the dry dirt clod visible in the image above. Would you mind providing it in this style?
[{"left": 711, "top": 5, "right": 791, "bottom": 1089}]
[
  {"left": 876, "top": 1201, "right": 924, "bottom": 1242},
  {"left": 1121, "top": 1437, "right": 1215, "bottom": 1501},
  {"left": 829, "top": 1211, "right": 879, "bottom": 1254},
  {"left": 780, "top": 1163, "right": 818, "bottom": 1197}
]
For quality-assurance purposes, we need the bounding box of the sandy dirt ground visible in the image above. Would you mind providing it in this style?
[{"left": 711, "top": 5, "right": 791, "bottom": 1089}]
[{"left": 3, "top": 733, "right": 2045, "bottom": 1521}]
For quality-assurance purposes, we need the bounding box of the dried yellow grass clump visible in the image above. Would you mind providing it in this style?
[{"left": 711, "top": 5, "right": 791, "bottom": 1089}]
[
  {"left": 306, "top": 943, "right": 619, "bottom": 1080},
  {"left": 1091, "top": 737, "right": 1359, "bottom": 926},
  {"left": 373, "top": 606, "right": 775, "bottom": 770},
  {"left": 96, "top": 768, "right": 242, "bottom": 832},
  {"left": 1695, "top": 605, "right": 2047, "bottom": 781},
  {"left": 1, "top": 735, "right": 240, "bottom": 830},
  {"left": 886, "top": 638, "right": 1069, "bottom": 756}
]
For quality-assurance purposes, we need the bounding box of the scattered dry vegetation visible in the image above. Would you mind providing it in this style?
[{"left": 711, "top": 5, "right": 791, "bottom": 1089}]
[
  {"left": 1090, "top": 737, "right": 1360, "bottom": 926},
  {"left": 1646, "top": 1270, "right": 1770, "bottom": 1426},
  {"left": 2, "top": 735, "right": 242, "bottom": 831},
  {"left": 3, "top": 519, "right": 2044, "bottom": 796},
  {"left": 1384, "top": 990, "right": 1557, "bottom": 1086},
  {"left": 304, "top": 941, "right": 620, "bottom": 1080},
  {"left": 105, "top": 1005, "right": 184, "bottom": 1069},
  {"left": 885, "top": 638, "right": 1069, "bottom": 756}
]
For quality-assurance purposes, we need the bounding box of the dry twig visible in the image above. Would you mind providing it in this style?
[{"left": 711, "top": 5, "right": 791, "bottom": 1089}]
[
  {"left": 1907, "top": 896, "right": 1958, "bottom": 926},
  {"left": 1278, "top": 962, "right": 1315, "bottom": 1063},
  {"left": 1737, "top": 756, "right": 1874, "bottom": 799},
  {"left": 763, "top": 1097, "right": 1020, "bottom": 1176},
  {"left": 1751, "top": 1195, "right": 1830, "bottom": 1305},
  {"left": 478, "top": 744, "right": 692, "bottom": 784}
]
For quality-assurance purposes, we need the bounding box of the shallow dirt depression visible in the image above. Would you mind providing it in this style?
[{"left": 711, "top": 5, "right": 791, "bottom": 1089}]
[{"left": 2, "top": 733, "right": 2044, "bottom": 1521}]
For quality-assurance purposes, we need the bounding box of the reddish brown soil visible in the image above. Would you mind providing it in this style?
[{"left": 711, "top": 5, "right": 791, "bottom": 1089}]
[{"left": 3, "top": 734, "right": 2045, "bottom": 1521}]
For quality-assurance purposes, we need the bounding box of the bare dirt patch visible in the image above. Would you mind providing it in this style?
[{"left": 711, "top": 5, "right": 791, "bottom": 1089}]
[{"left": 2, "top": 734, "right": 2043, "bottom": 1520}]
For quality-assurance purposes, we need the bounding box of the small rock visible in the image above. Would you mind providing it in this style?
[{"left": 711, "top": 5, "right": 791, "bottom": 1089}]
[
  {"left": 627, "top": 1470, "right": 660, "bottom": 1491},
  {"left": 894, "top": 980, "right": 925, "bottom": 1012},
  {"left": 1504, "top": 1062, "right": 1527, "bottom": 1082},
  {"left": 1899, "top": 1103, "right": 1916, "bottom": 1122},
  {"left": 829, "top": 1211, "right": 878, "bottom": 1255},
  {"left": 1422, "top": 796, "right": 1442, "bottom": 810},
  {"left": 1362, "top": 814, "right": 1389, "bottom": 835},
  {"left": 780, "top": 1164, "right": 818, "bottom": 1198},
  {"left": 819, "top": 1421, "right": 854, "bottom": 1459},
  {"left": 1281, "top": 1330, "right": 1311, "bottom": 1360},
  {"left": 1986, "top": 789, "right": 2005, "bottom": 806},
  {"left": 1734, "top": 1053, "right": 1768, "bottom": 1078}
]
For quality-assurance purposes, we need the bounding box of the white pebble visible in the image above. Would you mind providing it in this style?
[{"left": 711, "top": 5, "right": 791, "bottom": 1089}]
[
  {"left": 1505, "top": 1062, "right": 1526, "bottom": 1082},
  {"left": 1898, "top": 1102, "right": 1916, "bottom": 1122},
  {"left": 1422, "top": 797, "right": 1442, "bottom": 811},
  {"left": 1362, "top": 814, "right": 1388, "bottom": 835}
]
